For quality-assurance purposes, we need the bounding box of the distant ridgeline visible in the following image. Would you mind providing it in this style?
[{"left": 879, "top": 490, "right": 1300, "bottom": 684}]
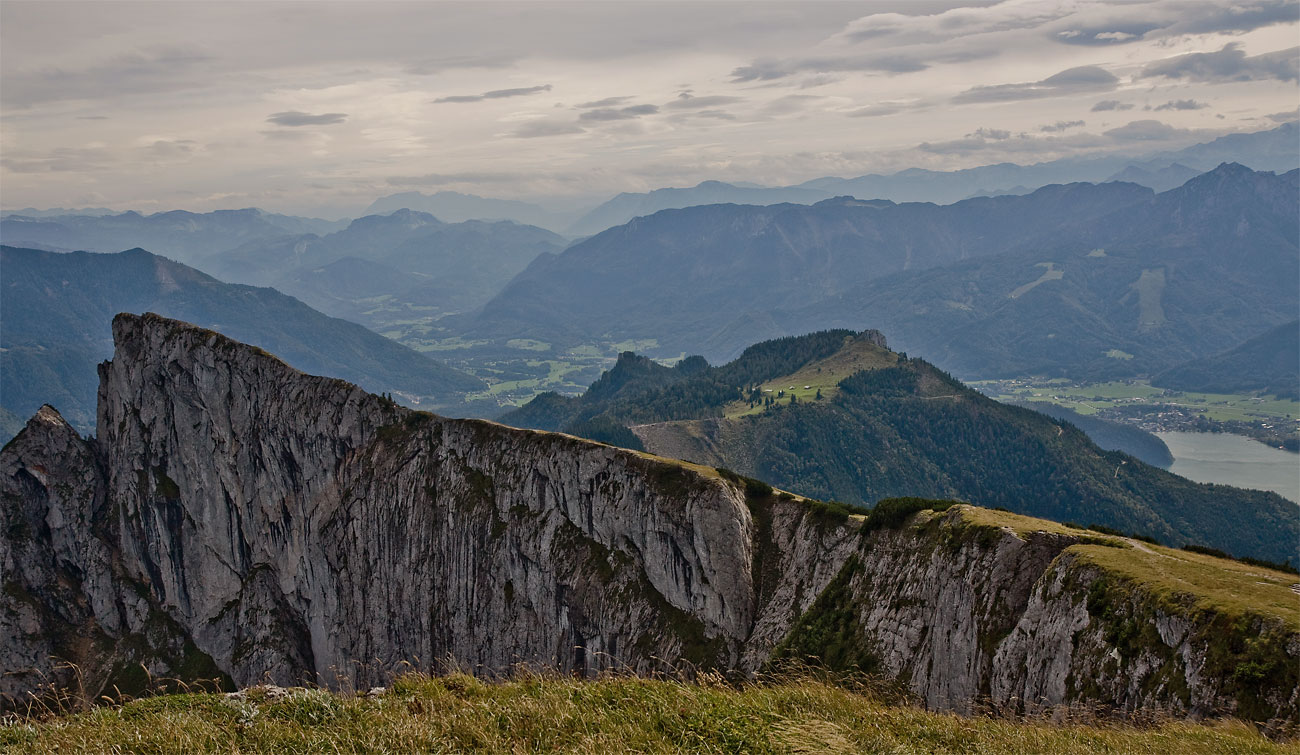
[
  {"left": 466, "top": 163, "right": 1299, "bottom": 382},
  {"left": 0, "top": 245, "right": 484, "bottom": 435},
  {"left": 502, "top": 329, "right": 1298, "bottom": 564}
]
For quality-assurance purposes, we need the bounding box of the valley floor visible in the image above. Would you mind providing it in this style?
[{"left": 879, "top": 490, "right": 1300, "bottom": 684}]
[
  {"left": 974, "top": 378, "right": 1300, "bottom": 452},
  {"left": 3, "top": 674, "right": 1293, "bottom": 754}
]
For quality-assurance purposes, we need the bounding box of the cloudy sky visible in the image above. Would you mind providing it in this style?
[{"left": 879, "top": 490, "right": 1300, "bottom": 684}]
[{"left": 2, "top": 0, "right": 1297, "bottom": 216}]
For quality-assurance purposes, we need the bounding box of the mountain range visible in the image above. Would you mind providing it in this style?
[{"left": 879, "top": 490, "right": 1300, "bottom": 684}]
[
  {"left": 789, "top": 163, "right": 1299, "bottom": 379},
  {"left": 0, "top": 208, "right": 347, "bottom": 265},
  {"left": 562, "top": 122, "right": 1299, "bottom": 236},
  {"left": 0, "top": 246, "right": 483, "bottom": 434},
  {"left": 461, "top": 163, "right": 1298, "bottom": 383},
  {"left": 199, "top": 209, "right": 566, "bottom": 326},
  {"left": 501, "top": 329, "right": 1297, "bottom": 564},
  {"left": 362, "top": 191, "right": 578, "bottom": 232}
]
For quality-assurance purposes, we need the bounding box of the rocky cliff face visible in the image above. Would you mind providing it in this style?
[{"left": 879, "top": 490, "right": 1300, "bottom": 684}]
[
  {"left": 772, "top": 509, "right": 1298, "bottom": 724},
  {"left": 3, "top": 313, "right": 1296, "bottom": 726}
]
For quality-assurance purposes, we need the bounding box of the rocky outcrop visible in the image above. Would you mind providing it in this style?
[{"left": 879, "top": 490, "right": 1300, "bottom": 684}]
[
  {"left": 771, "top": 508, "right": 1299, "bottom": 725},
  {"left": 3, "top": 313, "right": 1296, "bottom": 727}
]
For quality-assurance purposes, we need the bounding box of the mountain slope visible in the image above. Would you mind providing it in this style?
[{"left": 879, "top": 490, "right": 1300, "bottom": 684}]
[
  {"left": 1153, "top": 320, "right": 1300, "bottom": 400},
  {"left": 0, "top": 246, "right": 483, "bottom": 430},
  {"left": 468, "top": 181, "right": 1153, "bottom": 354},
  {"left": 2, "top": 313, "right": 1295, "bottom": 725},
  {"left": 200, "top": 209, "right": 566, "bottom": 323},
  {"left": 788, "top": 164, "right": 1299, "bottom": 378},
  {"left": 1005, "top": 400, "right": 1173, "bottom": 469},
  {"left": 503, "top": 330, "right": 1298, "bottom": 563}
]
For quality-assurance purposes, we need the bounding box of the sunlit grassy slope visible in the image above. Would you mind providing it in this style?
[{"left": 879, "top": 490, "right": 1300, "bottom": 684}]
[
  {"left": 724, "top": 336, "right": 898, "bottom": 417},
  {"left": 4, "top": 673, "right": 1293, "bottom": 754},
  {"left": 958, "top": 505, "right": 1298, "bottom": 629}
]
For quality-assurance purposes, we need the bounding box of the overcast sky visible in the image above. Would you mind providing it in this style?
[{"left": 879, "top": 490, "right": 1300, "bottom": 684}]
[{"left": 2, "top": 0, "right": 1297, "bottom": 216}]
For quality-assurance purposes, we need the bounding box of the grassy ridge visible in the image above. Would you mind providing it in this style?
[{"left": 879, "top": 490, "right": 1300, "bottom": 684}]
[
  {"left": 724, "top": 335, "right": 897, "bottom": 418},
  {"left": 1069, "top": 539, "right": 1300, "bottom": 631},
  {"left": 2, "top": 673, "right": 1292, "bottom": 754}
]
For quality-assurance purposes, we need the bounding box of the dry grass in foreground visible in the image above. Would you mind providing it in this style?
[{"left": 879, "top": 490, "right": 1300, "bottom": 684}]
[{"left": 1, "top": 672, "right": 1294, "bottom": 754}]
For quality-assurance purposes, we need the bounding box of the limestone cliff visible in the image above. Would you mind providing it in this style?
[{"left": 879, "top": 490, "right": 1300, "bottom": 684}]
[{"left": 2, "top": 313, "right": 1296, "bottom": 727}]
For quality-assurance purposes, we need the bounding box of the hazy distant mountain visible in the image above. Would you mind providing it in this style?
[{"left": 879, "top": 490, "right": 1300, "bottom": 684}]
[
  {"left": 565, "top": 181, "right": 833, "bottom": 237},
  {"left": 0, "top": 209, "right": 347, "bottom": 265},
  {"left": 461, "top": 164, "right": 1296, "bottom": 383},
  {"left": 786, "top": 164, "right": 1299, "bottom": 379},
  {"left": 1, "top": 246, "right": 484, "bottom": 431},
  {"left": 1103, "top": 162, "right": 1202, "bottom": 193},
  {"left": 500, "top": 329, "right": 1295, "bottom": 563},
  {"left": 1153, "top": 320, "right": 1300, "bottom": 400},
  {"left": 559, "top": 122, "right": 1298, "bottom": 237},
  {"left": 201, "top": 209, "right": 566, "bottom": 323},
  {"left": 363, "top": 191, "right": 572, "bottom": 232},
  {"left": 1164, "top": 121, "right": 1300, "bottom": 172},
  {"left": 800, "top": 124, "right": 1297, "bottom": 206},
  {"left": 0, "top": 207, "right": 116, "bottom": 218},
  {"left": 467, "top": 180, "right": 1154, "bottom": 355}
]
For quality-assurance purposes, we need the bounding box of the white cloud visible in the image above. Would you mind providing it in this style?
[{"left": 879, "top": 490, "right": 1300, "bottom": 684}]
[
  {"left": 1, "top": 1, "right": 1296, "bottom": 214},
  {"left": 1141, "top": 43, "right": 1299, "bottom": 83}
]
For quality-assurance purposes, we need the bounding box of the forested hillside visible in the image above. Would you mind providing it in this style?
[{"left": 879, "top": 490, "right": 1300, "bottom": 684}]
[
  {"left": 502, "top": 330, "right": 1298, "bottom": 563},
  {"left": 1153, "top": 320, "right": 1300, "bottom": 400}
]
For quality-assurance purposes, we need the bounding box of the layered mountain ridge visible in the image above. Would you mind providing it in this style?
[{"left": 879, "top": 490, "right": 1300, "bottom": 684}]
[
  {"left": 0, "top": 246, "right": 483, "bottom": 432},
  {"left": 563, "top": 122, "right": 1299, "bottom": 237},
  {"left": 2, "top": 313, "right": 1297, "bottom": 726},
  {"left": 462, "top": 164, "right": 1298, "bottom": 381}
]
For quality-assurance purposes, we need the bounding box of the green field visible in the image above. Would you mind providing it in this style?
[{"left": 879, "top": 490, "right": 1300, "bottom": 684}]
[{"left": 975, "top": 378, "right": 1300, "bottom": 423}]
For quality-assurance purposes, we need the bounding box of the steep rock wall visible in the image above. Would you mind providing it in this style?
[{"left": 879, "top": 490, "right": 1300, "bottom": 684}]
[{"left": 91, "top": 313, "right": 774, "bottom": 687}]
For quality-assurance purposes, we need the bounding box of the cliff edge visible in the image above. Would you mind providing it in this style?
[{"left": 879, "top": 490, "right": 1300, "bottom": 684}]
[{"left": 3, "top": 313, "right": 1295, "bottom": 727}]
